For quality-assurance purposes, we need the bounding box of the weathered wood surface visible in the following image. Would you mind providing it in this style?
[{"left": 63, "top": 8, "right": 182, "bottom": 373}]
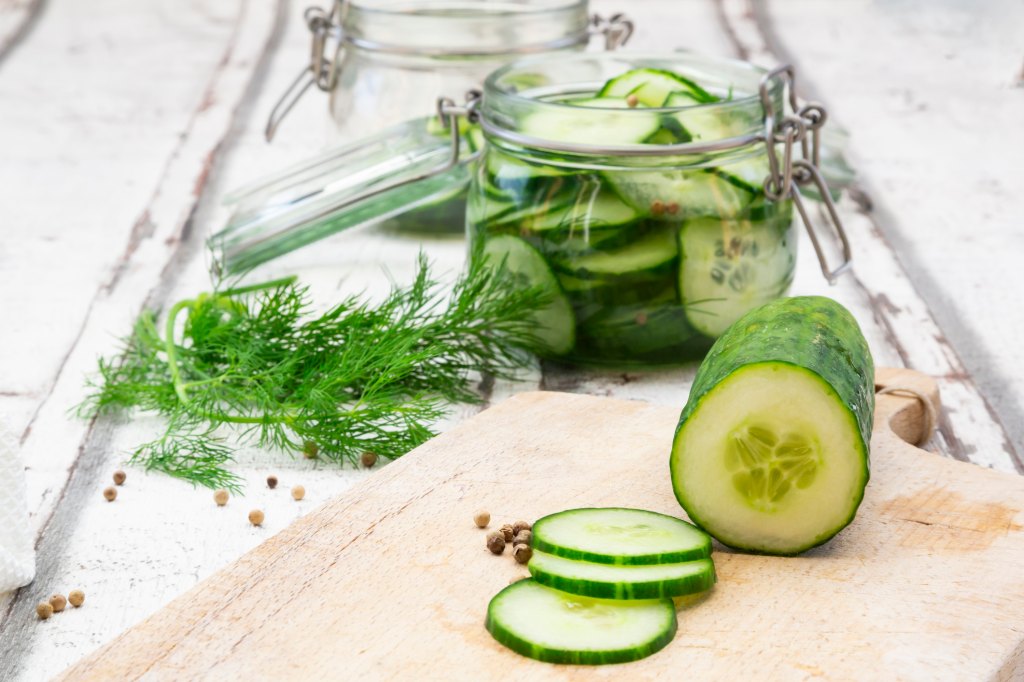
[
  {"left": 0, "top": 0, "right": 1021, "bottom": 679},
  {"left": 58, "top": 369, "right": 1024, "bottom": 681}
]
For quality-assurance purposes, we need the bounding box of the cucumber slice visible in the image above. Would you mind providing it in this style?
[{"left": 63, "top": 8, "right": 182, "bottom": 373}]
[
  {"left": 520, "top": 105, "right": 661, "bottom": 146},
  {"left": 532, "top": 508, "right": 711, "bottom": 565},
  {"left": 570, "top": 96, "right": 639, "bottom": 109},
  {"left": 598, "top": 68, "right": 718, "bottom": 107},
  {"left": 512, "top": 191, "right": 640, "bottom": 235},
  {"left": 679, "top": 214, "right": 796, "bottom": 338},
  {"left": 573, "top": 302, "right": 713, "bottom": 366},
  {"left": 671, "top": 296, "right": 875, "bottom": 555},
  {"left": 528, "top": 551, "right": 716, "bottom": 600},
  {"left": 482, "top": 236, "right": 574, "bottom": 355},
  {"left": 553, "top": 228, "right": 677, "bottom": 279},
  {"left": 485, "top": 579, "right": 676, "bottom": 665},
  {"left": 605, "top": 169, "right": 755, "bottom": 220}
]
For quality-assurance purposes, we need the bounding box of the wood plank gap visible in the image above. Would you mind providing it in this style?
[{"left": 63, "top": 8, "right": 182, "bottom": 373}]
[{"left": 0, "top": 0, "right": 44, "bottom": 65}]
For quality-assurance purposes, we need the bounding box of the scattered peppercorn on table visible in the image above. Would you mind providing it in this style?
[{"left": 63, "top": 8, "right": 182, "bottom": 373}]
[{"left": 1, "top": 0, "right": 1022, "bottom": 679}]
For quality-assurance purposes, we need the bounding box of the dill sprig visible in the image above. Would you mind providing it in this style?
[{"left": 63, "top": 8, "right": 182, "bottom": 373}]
[{"left": 80, "top": 252, "right": 546, "bottom": 491}]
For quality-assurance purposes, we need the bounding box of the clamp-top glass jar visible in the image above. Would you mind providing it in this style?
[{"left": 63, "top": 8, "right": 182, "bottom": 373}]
[
  {"left": 266, "top": 0, "right": 633, "bottom": 141},
  {"left": 465, "top": 53, "right": 850, "bottom": 365},
  {"left": 217, "top": 52, "right": 850, "bottom": 368}
]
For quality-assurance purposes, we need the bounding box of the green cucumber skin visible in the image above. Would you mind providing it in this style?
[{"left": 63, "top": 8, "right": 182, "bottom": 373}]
[
  {"left": 531, "top": 507, "right": 712, "bottom": 565},
  {"left": 671, "top": 295, "right": 874, "bottom": 555},
  {"left": 528, "top": 558, "right": 716, "bottom": 600},
  {"left": 484, "top": 582, "right": 677, "bottom": 665}
]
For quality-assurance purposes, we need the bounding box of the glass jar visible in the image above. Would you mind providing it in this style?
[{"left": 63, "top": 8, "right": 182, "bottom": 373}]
[
  {"left": 266, "top": 0, "right": 632, "bottom": 142},
  {"left": 215, "top": 52, "right": 849, "bottom": 367}
]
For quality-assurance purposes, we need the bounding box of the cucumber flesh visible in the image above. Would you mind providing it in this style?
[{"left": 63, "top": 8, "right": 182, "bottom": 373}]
[
  {"left": 520, "top": 105, "right": 661, "bottom": 146},
  {"left": 554, "top": 228, "right": 677, "bottom": 279},
  {"left": 528, "top": 551, "right": 716, "bottom": 600},
  {"left": 605, "top": 170, "right": 755, "bottom": 220},
  {"left": 679, "top": 215, "right": 795, "bottom": 338},
  {"left": 671, "top": 296, "right": 874, "bottom": 555},
  {"left": 482, "top": 236, "right": 574, "bottom": 355},
  {"left": 532, "top": 508, "right": 711, "bottom": 565},
  {"left": 598, "top": 68, "right": 717, "bottom": 107},
  {"left": 485, "top": 579, "right": 677, "bottom": 665}
]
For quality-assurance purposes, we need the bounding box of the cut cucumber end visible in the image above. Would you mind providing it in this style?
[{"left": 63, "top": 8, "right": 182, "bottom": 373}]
[
  {"left": 532, "top": 507, "right": 711, "bottom": 565},
  {"left": 528, "top": 551, "right": 716, "bottom": 600},
  {"left": 485, "top": 579, "right": 677, "bottom": 665},
  {"left": 671, "top": 362, "right": 869, "bottom": 555}
]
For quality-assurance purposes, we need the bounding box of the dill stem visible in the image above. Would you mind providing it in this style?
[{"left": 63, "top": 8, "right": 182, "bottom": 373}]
[{"left": 163, "top": 298, "right": 195, "bottom": 405}]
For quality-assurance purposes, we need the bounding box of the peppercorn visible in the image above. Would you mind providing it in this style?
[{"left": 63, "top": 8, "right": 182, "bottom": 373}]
[
  {"left": 302, "top": 440, "right": 319, "bottom": 459},
  {"left": 68, "top": 590, "right": 85, "bottom": 607},
  {"left": 512, "top": 520, "right": 532, "bottom": 536},
  {"left": 36, "top": 602, "right": 53, "bottom": 620},
  {"left": 513, "top": 544, "right": 533, "bottom": 564},
  {"left": 291, "top": 485, "right": 305, "bottom": 501},
  {"left": 113, "top": 470, "right": 126, "bottom": 486},
  {"left": 249, "top": 509, "right": 265, "bottom": 526},
  {"left": 266, "top": 475, "right": 278, "bottom": 489},
  {"left": 473, "top": 510, "right": 490, "bottom": 528},
  {"left": 499, "top": 524, "right": 514, "bottom": 543},
  {"left": 626, "top": 94, "right": 639, "bottom": 108},
  {"left": 486, "top": 531, "right": 506, "bottom": 555},
  {"left": 513, "top": 530, "right": 532, "bottom": 547},
  {"left": 635, "top": 312, "right": 648, "bottom": 326},
  {"left": 103, "top": 486, "right": 117, "bottom": 502},
  {"left": 650, "top": 200, "right": 665, "bottom": 217},
  {"left": 49, "top": 594, "right": 67, "bottom": 613},
  {"left": 667, "top": 202, "right": 680, "bottom": 215},
  {"left": 361, "top": 451, "right": 378, "bottom": 468},
  {"left": 214, "top": 489, "right": 229, "bottom": 506}
]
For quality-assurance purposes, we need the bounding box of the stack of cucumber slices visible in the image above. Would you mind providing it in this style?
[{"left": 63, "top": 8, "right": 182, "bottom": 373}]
[
  {"left": 475, "top": 66, "right": 797, "bottom": 364},
  {"left": 485, "top": 508, "right": 715, "bottom": 665}
]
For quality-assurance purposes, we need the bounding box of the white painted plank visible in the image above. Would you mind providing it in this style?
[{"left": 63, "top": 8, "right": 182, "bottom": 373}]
[
  {"left": 0, "top": 0, "right": 39, "bottom": 56},
  {"left": 742, "top": 0, "right": 1024, "bottom": 461}
]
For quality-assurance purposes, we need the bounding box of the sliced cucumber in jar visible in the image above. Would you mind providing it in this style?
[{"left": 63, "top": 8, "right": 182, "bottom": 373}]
[
  {"left": 482, "top": 235, "right": 574, "bottom": 355},
  {"left": 605, "top": 169, "right": 756, "bottom": 221},
  {"left": 485, "top": 579, "right": 677, "bottom": 665},
  {"left": 519, "top": 106, "right": 661, "bottom": 146},
  {"left": 679, "top": 215, "right": 796, "bottom": 338},
  {"left": 532, "top": 508, "right": 712, "bottom": 565},
  {"left": 598, "top": 68, "right": 718, "bottom": 107},
  {"left": 528, "top": 551, "right": 716, "bottom": 600},
  {"left": 553, "top": 228, "right": 678, "bottom": 279}
]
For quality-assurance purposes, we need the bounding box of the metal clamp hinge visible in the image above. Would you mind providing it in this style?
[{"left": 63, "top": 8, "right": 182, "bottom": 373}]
[
  {"left": 590, "top": 13, "right": 634, "bottom": 51},
  {"left": 265, "top": 5, "right": 342, "bottom": 142},
  {"left": 758, "top": 66, "right": 851, "bottom": 283}
]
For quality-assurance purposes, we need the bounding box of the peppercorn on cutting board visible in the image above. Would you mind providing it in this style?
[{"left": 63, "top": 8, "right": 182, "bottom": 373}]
[{"left": 60, "top": 368, "right": 1024, "bottom": 681}]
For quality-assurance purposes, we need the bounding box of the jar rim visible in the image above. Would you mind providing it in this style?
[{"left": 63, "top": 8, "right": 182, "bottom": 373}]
[
  {"left": 340, "top": 0, "right": 592, "bottom": 57},
  {"left": 481, "top": 52, "right": 781, "bottom": 157}
]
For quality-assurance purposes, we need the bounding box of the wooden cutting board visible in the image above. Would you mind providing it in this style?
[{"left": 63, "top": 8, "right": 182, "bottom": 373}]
[{"left": 60, "top": 368, "right": 1024, "bottom": 681}]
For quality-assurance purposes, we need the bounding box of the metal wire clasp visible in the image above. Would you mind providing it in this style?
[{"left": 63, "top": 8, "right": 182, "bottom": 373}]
[
  {"left": 590, "top": 13, "right": 634, "bottom": 50},
  {"left": 265, "top": 5, "right": 343, "bottom": 141},
  {"left": 759, "top": 66, "right": 851, "bottom": 283}
]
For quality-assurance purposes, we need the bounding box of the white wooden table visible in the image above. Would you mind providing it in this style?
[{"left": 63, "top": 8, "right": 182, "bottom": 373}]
[{"left": 1, "top": 0, "right": 1021, "bottom": 678}]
